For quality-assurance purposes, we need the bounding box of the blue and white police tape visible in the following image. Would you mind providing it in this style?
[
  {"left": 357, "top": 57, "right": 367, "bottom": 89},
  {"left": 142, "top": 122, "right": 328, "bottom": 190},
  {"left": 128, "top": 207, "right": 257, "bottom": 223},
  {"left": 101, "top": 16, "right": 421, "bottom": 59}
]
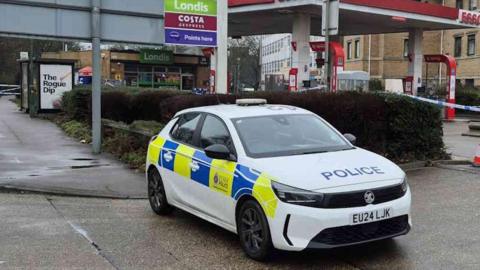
[{"left": 403, "top": 94, "right": 480, "bottom": 113}]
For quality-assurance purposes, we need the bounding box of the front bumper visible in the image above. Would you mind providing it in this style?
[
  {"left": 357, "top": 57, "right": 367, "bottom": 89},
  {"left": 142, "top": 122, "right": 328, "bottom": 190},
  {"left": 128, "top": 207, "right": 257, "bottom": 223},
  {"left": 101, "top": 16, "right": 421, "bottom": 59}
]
[{"left": 269, "top": 188, "right": 412, "bottom": 251}]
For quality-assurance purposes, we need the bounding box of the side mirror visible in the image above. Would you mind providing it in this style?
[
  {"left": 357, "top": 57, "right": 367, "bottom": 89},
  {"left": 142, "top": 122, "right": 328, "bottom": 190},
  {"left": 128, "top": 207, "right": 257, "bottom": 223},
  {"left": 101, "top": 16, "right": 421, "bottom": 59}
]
[
  {"left": 205, "top": 144, "right": 237, "bottom": 162},
  {"left": 344, "top": 133, "right": 357, "bottom": 145}
]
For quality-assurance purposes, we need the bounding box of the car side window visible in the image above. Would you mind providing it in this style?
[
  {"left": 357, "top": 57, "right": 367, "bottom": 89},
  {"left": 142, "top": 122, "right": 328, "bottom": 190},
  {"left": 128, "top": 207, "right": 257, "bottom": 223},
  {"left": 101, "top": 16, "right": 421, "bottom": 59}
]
[
  {"left": 170, "top": 113, "right": 202, "bottom": 146},
  {"left": 200, "top": 115, "right": 235, "bottom": 153}
]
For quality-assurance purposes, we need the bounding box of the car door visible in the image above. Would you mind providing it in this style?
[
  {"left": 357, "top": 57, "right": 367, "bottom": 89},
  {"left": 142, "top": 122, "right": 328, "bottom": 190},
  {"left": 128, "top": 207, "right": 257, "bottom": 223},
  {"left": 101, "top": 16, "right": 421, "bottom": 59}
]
[
  {"left": 162, "top": 112, "right": 204, "bottom": 208},
  {"left": 195, "top": 114, "right": 238, "bottom": 225}
]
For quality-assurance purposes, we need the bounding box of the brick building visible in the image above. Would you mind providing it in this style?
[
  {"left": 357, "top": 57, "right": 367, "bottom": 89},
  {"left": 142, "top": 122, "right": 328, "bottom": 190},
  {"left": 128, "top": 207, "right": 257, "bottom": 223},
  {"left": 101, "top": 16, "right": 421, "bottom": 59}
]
[{"left": 343, "top": 0, "right": 480, "bottom": 88}]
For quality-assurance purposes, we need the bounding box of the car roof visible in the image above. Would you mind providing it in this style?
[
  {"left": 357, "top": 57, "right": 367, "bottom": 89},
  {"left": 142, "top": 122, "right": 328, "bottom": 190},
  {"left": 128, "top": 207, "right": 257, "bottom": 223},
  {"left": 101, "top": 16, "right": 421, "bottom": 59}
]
[{"left": 175, "top": 104, "right": 313, "bottom": 119}]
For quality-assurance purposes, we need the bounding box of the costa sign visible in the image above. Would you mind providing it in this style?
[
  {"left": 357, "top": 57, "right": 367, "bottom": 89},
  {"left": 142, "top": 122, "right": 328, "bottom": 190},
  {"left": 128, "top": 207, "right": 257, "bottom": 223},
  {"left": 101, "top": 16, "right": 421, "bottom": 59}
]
[
  {"left": 165, "top": 13, "right": 217, "bottom": 31},
  {"left": 459, "top": 9, "right": 480, "bottom": 26}
]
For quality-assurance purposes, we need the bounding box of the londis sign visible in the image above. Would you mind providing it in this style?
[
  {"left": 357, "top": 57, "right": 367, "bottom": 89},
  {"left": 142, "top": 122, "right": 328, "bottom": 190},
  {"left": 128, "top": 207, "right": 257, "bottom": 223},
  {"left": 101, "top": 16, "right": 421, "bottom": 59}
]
[
  {"left": 459, "top": 9, "right": 480, "bottom": 26},
  {"left": 164, "top": 0, "right": 218, "bottom": 46}
]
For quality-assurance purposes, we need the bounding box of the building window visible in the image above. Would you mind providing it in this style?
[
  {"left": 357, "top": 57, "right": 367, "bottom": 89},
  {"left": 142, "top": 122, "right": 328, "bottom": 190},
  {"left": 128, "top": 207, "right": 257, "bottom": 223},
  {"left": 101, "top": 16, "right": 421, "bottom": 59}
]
[
  {"left": 468, "top": 34, "right": 476, "bottom": 56},
  {"left": 466, "top": 79, "right": 475, "bottom": 87},
  {"left": 355, "top": 40, "right": 361, "bottom": 58},
  {"left": 469, "top": 0, "right": 477, "bottom": 10},
  {"left": 403, "top": 39, "right": 409, "bottom": 58},
  {"left": 455, "top": 36, "right": 463, "bottom": 57},
  {"left": 347, "top": 41, "right": 352, "bottom": 60},
  {"left": 457, "top": 0, "right": 463, "bottom": 9}
]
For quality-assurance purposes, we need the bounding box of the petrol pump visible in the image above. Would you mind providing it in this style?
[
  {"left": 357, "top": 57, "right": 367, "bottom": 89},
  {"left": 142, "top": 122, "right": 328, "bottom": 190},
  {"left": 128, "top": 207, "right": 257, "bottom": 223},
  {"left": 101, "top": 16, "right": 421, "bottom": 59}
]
[
  {"left": 423, "top": 54, "right": 457, "bottom": 120},
  {"left": 288, "top": 68, "right": 298, "bottom": 92},
  {"left": 309, "top": 41, "right": 345, "bottom": 92}
]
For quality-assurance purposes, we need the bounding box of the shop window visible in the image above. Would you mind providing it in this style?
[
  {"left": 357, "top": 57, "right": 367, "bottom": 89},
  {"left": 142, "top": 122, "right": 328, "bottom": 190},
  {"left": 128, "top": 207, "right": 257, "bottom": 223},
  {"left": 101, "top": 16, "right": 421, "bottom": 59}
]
[
  {"left": 182, "top": 66, "right": 194, "bottom": 74},
  {"left": 154, "top": 67, "right": 167, "bottom": 73},
  {"left": 468, "top": 34, "right": 476, "bottom": 56},
  {"left": 454, "top": 36, "right": 463, "bottom": 57},
  {"left": 139, "top": 66, "right": 152, "bottom": 73},
  {"left": 403, "top": 39, "right": 409, "bottom": 58},
  {"left": 355, "top": 40, "right": 361, "bottom": 59},
  {"left": 124, "top": 63, "right": 138, "bottom": 72},
  {"left": 168, "top": 67, "right": 181, "bottom": 73},
  {"left": 466, "top": 79, "right": 475, "bottom": 87},
  {"left": 139, "top": 72, "right": 153, "bottom": 88},
  {"left": 347, "top": 41, "right": 352, "bottom": 60}
]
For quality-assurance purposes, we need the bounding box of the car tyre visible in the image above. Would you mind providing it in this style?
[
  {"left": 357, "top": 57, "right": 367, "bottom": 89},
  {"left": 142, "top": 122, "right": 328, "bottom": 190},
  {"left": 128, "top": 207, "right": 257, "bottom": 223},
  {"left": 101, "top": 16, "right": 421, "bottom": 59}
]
[
  {"left": 148, "top": 168, "right": 173, "bottom": 215},
  {"left": 237, "top": 199, "right": 274, "bottom": 261}
]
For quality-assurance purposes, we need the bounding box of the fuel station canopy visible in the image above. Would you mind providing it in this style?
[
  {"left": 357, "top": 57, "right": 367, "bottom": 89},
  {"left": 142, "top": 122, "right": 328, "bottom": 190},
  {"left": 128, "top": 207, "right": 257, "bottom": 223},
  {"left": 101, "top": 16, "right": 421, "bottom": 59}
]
[{"left": 228, "top": 0, "right": 477, "bottom": 36}]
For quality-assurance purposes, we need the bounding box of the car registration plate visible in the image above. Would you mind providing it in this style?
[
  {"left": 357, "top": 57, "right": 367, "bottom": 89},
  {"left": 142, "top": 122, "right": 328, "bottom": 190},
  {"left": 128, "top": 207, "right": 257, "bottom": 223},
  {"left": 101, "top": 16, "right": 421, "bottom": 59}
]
[{"left": 351, "top": 208, "right": 392, "bottom": 225}]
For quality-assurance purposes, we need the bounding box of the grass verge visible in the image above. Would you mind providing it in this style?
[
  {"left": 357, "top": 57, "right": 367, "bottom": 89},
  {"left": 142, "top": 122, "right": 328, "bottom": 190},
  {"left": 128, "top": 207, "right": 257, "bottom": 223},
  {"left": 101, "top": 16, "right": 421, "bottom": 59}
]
[{"left": 52, "top": 115, "right": 160, "bottom": 171}]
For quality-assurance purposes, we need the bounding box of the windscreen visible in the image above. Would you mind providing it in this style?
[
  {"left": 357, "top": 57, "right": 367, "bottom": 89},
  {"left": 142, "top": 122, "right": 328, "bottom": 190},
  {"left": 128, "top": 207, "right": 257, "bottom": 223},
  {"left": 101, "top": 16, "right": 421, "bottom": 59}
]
[{"left": 232, "top": 114, "right": 353, "bottom": 158}]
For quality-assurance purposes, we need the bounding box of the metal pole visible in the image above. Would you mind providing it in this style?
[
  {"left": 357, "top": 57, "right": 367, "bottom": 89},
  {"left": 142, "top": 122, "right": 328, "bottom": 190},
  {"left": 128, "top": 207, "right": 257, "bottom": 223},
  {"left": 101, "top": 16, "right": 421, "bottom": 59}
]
[
  {"left": 216, "top": 0, "right": 228, "bottom": 94},
  {"left": 324, "top": 0, "right": 330, "bottom": 92},
  {"left": 368, "top": 34, "right": 372, "bottom": 76},
  {"left": 91, "top": 0, "right": 102, "bottom": 154},
  {"left": 28, "top": 39, "right": 34, "bottom": 117}
]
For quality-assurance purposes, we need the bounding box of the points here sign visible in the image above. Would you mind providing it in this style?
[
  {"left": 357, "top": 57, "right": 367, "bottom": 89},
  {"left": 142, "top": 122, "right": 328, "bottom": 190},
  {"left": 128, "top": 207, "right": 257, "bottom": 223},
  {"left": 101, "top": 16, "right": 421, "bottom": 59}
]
[{"left": 164, "top": 0, "right": 218, "bottom": 47}]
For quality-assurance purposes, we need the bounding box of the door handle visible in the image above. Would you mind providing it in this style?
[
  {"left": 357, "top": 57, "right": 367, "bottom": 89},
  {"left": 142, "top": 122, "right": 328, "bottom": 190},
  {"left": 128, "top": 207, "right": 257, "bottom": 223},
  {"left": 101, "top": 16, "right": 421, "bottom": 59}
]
[
  {"left": 190, "top": 161, "right": 200, "bottom": 172},
  {"left": 163, "top": 151, "right": 173, "bottom": 162}
]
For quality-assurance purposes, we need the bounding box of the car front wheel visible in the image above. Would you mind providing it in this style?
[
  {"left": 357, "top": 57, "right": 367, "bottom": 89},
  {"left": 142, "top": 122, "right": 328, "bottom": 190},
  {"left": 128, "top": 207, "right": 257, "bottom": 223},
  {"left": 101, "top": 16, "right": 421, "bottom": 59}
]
[
  {"left": 148, "top": 168, "right": 173, "bottom": 215},
  {"left": 237, "top": 199, "right": 273, "bottom": 261}
]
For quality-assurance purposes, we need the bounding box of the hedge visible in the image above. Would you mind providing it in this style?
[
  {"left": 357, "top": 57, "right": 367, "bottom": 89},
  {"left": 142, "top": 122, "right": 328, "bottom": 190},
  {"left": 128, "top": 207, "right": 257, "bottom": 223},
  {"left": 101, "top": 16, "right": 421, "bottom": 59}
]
[
  {"left": 61, "top": 89, "right": 446, "bottom": 163},
  {"left": 456, "top": 85, "right": 480, "bottom": 107}
]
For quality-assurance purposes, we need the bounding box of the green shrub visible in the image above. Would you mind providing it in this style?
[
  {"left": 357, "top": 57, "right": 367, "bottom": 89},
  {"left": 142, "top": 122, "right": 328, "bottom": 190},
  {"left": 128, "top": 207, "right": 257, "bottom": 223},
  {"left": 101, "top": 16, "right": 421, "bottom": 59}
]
[
  {"left": 456, "top": 85, "right": 480, "bottom": 106},
  {"left": 61, "top": 89, "right": 91, "bottom": 121},
  {"left": 60, "top": 120, "right": 92, "bottom": 143},
  {"left": 61, "top": 89, "right": 446, "bottom": 163},
  {"left": 369, "top": 79, "right": 384, "bottom": 91},
  {"left": 156, "top": 92, "right": 445, "bottom": 162}
]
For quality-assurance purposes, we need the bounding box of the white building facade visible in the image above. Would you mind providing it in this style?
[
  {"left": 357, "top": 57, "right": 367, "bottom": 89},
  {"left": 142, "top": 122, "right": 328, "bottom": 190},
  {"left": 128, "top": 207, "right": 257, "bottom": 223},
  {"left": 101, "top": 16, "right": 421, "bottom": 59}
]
[{"left": 260, "top": 34, "right": 324, "bottom": 90}]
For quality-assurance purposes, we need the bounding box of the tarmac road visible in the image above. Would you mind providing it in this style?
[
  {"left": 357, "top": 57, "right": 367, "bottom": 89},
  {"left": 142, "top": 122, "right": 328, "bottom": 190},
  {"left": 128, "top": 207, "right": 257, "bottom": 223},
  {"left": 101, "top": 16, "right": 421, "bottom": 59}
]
[{"left": 1, "top": 166, "right": 479, "bottom": 270}]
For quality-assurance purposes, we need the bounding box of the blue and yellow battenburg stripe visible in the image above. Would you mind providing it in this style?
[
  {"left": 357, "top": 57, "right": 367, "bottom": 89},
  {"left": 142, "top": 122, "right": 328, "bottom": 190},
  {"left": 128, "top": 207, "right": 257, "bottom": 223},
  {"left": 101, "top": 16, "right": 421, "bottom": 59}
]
[{"left": 147, "top": 137, "right": 279, "bottom": 218}]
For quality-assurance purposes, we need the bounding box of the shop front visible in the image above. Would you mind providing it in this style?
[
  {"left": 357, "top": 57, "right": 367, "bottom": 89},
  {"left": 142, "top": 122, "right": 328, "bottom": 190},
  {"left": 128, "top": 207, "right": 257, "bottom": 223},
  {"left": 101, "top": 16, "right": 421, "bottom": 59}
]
[
  {"left": 112, "top": 49, "right": 209, "bottom": 91},
  {"left": 42, "top": 48, "right": 210, "bottom": 91}
]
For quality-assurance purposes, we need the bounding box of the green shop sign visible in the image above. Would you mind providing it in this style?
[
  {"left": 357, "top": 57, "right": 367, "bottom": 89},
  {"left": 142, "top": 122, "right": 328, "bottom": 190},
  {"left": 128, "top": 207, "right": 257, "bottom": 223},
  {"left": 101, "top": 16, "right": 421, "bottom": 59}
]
[
  {"left": 139, "top": 49, "right": 174, "bottom": 65},
  {"left": 164, "top": 0, "right": 217, "bottom": 16}
]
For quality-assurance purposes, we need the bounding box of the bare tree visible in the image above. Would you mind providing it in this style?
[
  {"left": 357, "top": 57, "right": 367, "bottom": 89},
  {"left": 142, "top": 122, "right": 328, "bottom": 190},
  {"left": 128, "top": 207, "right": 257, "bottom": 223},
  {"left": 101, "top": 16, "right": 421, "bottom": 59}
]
[
  {"left": 228, "top": 36, "right": 261, "bottom": 90},
  {"left": 0, "top": 38, "right": 81, "bottom": 84}
]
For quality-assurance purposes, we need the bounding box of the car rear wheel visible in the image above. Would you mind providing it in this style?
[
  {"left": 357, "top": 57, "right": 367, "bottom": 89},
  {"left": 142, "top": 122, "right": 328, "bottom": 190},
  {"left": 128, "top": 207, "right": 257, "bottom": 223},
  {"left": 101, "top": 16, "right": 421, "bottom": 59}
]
[
  {"left": 237, "top": 199, "right": 273, "bottom": 261},
  {"left": 148, "top": 168, "right": 173, "bottom": 215}
]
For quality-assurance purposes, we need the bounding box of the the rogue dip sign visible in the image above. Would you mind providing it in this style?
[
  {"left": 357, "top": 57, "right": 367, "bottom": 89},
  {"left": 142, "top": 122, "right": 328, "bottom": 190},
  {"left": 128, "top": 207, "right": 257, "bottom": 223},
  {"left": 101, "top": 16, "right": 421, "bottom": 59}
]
[
  {"left": 39, "top": 64, "right": 73, "bottom": 110},
  {"left": 164, "top": 0, "right": 217, "bottom": 46}
]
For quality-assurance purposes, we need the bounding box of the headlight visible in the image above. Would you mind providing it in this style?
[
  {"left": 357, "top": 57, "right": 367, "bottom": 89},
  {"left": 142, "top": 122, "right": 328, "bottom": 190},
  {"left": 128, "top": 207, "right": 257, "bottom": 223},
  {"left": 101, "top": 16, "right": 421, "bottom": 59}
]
[
  {"left": 271, "top": 181, "right": 324, "bottom": 208},
  {"left": 401, "top": 177, "right": 409, "bottom": 192}
]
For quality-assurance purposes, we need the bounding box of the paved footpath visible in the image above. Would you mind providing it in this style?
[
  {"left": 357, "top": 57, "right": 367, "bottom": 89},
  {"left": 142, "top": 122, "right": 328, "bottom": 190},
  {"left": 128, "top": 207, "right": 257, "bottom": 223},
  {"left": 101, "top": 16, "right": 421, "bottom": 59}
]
[
  {"left": 443, "top": 120, "right": 480, "bottom": 161},
  {"left": 0, "top": 97, "right": 146, "bottom": 198}
]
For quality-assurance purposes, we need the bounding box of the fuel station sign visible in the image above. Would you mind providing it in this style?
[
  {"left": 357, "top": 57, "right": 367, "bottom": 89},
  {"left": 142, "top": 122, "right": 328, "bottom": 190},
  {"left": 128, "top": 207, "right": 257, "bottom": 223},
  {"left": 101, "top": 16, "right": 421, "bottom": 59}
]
[{"left": 164, "top": 0, "right": 218, "bottom": 46}]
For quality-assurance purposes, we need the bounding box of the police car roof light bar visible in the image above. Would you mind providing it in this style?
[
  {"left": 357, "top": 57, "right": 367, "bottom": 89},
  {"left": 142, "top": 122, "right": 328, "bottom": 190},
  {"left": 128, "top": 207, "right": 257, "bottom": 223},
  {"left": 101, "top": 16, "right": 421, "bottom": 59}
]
[{"left": 236, "top": 99, "right": 268, "bottom": 106}]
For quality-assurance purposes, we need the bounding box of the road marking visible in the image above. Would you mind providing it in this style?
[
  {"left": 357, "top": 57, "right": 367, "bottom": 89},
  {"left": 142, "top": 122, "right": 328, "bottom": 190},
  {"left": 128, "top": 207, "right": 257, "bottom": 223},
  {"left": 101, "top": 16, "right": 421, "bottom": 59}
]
[
  {"left": 14, "top": 157, "right": 22, "bottom": 164},
  {"left": 0, "top": 133, "right": 5, "bottom": 138},
  {"left": 0, "top": 261, "right": 5, "bottom": 264}
]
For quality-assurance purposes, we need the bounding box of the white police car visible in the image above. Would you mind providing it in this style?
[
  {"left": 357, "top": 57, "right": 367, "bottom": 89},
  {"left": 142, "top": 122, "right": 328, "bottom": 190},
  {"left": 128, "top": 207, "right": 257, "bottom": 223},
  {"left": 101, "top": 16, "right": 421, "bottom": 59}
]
[{"left": 146, "top": 99, "right": 411, "bottom": 261}]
